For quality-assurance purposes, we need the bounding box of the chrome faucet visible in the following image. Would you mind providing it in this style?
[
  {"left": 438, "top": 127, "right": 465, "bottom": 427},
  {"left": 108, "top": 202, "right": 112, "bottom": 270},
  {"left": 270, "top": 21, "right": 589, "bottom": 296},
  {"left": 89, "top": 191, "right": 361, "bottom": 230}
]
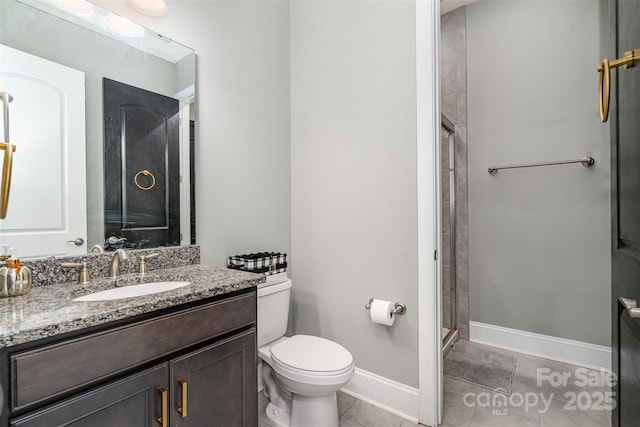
[{"left": 109, "top": 249, "right": 129, "bottom": 278}]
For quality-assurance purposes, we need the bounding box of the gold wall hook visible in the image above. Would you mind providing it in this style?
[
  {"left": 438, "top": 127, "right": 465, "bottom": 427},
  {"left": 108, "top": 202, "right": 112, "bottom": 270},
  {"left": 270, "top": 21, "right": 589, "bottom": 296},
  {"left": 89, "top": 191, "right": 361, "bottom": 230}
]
[
  {"left": 597, "top": 49, "right": 640, "bottom": 123},
  {"left": 133, "top": 169, "right": 156, "bottom": 191},
  {"left": 0, "top": 92, "right": 15, "bottom": 220},
  {"left": 0, "top": 142, "right": 16, "bottom": 219}
]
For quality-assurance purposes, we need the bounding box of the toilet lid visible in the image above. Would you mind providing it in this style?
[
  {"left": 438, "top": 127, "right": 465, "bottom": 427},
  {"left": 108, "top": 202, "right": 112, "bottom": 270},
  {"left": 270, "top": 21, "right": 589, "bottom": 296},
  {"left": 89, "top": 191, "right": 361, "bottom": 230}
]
[{"left": 270, "top": 335, "right": 353, "bottom": 375}]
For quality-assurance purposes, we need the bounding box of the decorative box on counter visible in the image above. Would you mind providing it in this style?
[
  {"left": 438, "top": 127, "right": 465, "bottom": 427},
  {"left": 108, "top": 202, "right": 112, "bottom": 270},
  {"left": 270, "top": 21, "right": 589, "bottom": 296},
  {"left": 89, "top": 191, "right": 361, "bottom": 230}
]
[{"left": 227, "top": 252, "right": 287, "bottom": 275}]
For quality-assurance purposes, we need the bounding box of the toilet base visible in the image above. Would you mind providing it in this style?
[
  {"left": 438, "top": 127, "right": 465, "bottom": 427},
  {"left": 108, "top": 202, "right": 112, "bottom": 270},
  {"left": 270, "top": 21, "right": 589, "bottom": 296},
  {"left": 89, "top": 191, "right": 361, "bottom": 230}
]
[
  {"left": 290, "top": 392, "right": 339, "bottom": 427},
  {"left": 266, "top": 402, "right": 291, "bottom": 427}
]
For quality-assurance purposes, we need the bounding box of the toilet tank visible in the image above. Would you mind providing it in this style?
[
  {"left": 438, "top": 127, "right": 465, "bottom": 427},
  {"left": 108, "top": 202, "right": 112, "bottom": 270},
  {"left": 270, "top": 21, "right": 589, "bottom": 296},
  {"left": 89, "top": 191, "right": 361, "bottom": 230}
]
[{"left": 257, "top": 279, "right": 292, "bottom": 347}]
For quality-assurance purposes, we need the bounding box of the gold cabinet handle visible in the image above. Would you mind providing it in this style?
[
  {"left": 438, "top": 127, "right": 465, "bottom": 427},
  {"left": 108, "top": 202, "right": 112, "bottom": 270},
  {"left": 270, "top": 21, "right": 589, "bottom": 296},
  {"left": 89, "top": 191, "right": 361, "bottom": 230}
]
[
  {"left": 597, "top": 49, "right": 640, "bottom": 122},
  {"left": 178, "top": 379, "right": 188, "bottom": 418},
  {"left": 157, "top": 387, "right": 168, "bottom": 427}
]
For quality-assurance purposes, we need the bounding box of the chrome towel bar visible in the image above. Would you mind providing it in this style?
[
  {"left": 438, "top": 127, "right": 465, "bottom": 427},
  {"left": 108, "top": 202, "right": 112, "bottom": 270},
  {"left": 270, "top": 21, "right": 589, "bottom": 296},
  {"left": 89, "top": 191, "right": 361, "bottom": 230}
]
[{"left": 488, "top": 156, "right": 595, "bottom": 175}]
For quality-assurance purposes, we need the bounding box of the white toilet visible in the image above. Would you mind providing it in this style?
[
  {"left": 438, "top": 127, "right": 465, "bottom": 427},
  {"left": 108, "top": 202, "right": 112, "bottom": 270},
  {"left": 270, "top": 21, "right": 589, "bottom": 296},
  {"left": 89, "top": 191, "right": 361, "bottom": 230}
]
[{"left": 257, "top": 279, "right": 354, "bottom": 427}]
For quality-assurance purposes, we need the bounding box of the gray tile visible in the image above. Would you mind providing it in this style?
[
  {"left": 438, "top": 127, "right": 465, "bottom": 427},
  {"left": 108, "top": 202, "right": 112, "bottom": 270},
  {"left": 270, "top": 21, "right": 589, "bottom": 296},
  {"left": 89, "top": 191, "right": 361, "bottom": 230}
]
[
  {"left": 455, "top": 198, "right": 468, "bottom": 228},
  {"left": 455, "top": 174, "right": 468, "bottom": 209},
  {"left": 540, "top": 396, "right": 609, "bottom": 426},
  {"left": 472, "top": 388, "right": 541, "bottom": 420},
  {"left": 456, "top": 291, "right": 468, "bottom": 328},
  {"left": 442, "top": 94, "right": 456, "bottom": 121},
  {"left": 442, "top": 61, "right": 457, "bottom": 97},
  {"left": 444, "top": 375, "right": 487, "bottom": 397},
  {"left": 339, "top": 417, "right": 365, "bottom": 427},
  {"left": 442, "top": 232, "right": 451, "bottom": 266},
  {"left": 441, "top": 130, "right": 451, "bottom": 162},
  {"left": 454, "top": 133, "right": 466, "bottom": 168},
  {"left": 442, "top": 264, "right": 451, "bottom": 297},
  {"left": 341, "top": 400, "right": 405, "bottom": 427},
  {"left": 443, "top": 296, "right": 452, "bottom": 329},
  {"left": 338, "top": 391, "right": 357, "bottom": 416},
  {"left": 536, "top": 361, "right": 607, "bottom": 403},
  {"left": 470, "top": 404, "right": 539, "bottom": 427},
  {"left": 441, "top": 19, "right": 456, "bottom": 66},
  {"left": 442, "top": 390, "right": 476, "bottom": 426},
  {"left": 456, "top": 256, "right": 469, "bottom": 294},
  {"left": 456, "top": 93, "right": 467, "bottom": 126},
  {"left": 512, "top": 355, "right": 542, "bottom": 393},
  {"left": 456, "top": 226, "right": 468, "bottom": 260},
  {"left": 442, "top": 170, "right": 451, "bottom": 202},
  {"left": 459, "top": 324, "right": 469, "bottom": 340},
  {"left": 453, "top": 7, "right": 466, "bottom": 44},
  {"left": 442, "top": 201, "right": 451, "bottom": 233}
]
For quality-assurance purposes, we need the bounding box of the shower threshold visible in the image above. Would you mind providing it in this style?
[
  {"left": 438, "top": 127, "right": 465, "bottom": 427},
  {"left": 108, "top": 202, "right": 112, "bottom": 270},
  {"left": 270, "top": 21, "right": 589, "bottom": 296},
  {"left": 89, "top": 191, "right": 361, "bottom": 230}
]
[{"left": 443, "top": 328, "right": 459, "bottom": 358}]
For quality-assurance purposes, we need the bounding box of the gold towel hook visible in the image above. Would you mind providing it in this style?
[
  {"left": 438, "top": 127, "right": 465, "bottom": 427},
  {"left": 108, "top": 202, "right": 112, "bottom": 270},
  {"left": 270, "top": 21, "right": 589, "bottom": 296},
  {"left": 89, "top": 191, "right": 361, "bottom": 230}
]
[
  {"left": 0, "top": 91, "right": 15, "bottom": 219},
  {"left": 597, "top": 49, "right": 640, "bottom": 123},
  {"left": 134, "top": 169, "right": 156, "bottom": 191}
]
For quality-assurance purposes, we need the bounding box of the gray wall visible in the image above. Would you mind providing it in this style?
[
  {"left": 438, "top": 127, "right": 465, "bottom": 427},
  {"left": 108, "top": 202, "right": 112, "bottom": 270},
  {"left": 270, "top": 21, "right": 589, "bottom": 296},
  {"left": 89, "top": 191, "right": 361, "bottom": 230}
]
[
  {"left": 114, "top": 0, "right": 420, "bottom": 387},
  {"left": 290, "top": 0, "right": 419, "bottom": 387},
  {"left": 93, "top": 0, "right": 292, "bottom": 266},
  {"left": 466, "top": 0, "right": 611, "bottom": 346}
]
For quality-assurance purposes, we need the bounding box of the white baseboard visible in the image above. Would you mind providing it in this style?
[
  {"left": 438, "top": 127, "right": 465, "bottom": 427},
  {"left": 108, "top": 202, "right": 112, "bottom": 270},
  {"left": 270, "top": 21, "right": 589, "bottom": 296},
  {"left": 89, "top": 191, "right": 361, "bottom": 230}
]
[
  {"left": 341, "top": 367, "right": 419, "bottom": 424},
  {"left": 469, "top": 321, "right": 611, "bottom": 371}
]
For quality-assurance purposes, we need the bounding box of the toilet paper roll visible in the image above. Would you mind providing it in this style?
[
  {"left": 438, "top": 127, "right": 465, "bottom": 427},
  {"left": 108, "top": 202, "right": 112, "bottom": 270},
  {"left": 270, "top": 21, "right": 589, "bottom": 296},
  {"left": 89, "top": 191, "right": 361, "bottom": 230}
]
[{"left": 370, "top": 299, "right": 395, "bottom": 326}]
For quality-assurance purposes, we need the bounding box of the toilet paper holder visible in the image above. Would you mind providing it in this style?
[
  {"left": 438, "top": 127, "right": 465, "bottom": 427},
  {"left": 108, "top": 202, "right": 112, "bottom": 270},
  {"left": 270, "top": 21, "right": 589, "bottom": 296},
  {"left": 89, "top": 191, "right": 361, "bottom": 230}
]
[{"left": 364, "top": 298, "right": 406, "bottom": 315}]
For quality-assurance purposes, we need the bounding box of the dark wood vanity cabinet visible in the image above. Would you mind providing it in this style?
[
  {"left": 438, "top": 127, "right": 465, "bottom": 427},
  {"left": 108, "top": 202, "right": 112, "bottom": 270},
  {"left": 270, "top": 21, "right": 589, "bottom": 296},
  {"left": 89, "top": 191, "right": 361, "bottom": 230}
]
[
  {"left": 3, "top": 290, "right": 257, "bottom": 427},
  {"left": 170, "top": 330, "right": 256, "bottom": 426},
  {"left": 11, "top": 364, "right": 169, "bottom": 426}
]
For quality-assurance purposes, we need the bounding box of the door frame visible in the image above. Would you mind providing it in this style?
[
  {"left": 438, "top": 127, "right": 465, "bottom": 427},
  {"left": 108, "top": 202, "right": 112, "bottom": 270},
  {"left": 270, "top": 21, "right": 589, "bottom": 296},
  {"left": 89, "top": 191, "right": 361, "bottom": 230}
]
[{"left": 416, "top": 0, "right": 442, "bottom": 425}]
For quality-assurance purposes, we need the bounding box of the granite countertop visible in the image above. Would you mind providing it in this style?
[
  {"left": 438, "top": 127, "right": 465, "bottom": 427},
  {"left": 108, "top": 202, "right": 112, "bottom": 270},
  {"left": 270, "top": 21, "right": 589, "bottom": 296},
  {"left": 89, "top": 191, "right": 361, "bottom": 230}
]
[{"left": 0, "top": 265, "right": 265, "bottom": 348}]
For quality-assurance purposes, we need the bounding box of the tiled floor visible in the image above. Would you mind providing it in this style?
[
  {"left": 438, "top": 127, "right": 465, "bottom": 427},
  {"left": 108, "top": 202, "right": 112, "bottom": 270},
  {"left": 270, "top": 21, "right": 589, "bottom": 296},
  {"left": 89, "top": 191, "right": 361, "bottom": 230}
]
[
  {"left": 440, "top": 341, "right": 612, "bottom": 427},
  {"left": 258, "top": 390, "right": 412, "bottom": 427},
  {"left": 259, "top": 341, "right": 612, "bottom": 427}
]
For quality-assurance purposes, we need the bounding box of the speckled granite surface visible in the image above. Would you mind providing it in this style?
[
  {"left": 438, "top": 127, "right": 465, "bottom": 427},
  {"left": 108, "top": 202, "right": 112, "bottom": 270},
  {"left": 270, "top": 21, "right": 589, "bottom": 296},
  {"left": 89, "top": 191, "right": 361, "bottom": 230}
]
[
  {"left": 0, "top": 265, "right": 264, "bottom": 348},
  {"left": 26, "top": 245, "right": 200, "bottom": 287}
]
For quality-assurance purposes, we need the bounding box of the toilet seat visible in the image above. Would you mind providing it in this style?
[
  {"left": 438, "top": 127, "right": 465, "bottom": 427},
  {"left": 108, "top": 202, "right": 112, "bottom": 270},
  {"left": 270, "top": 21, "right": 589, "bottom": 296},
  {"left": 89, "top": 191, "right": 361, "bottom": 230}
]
[{"left": 270, "top": 335, "right": 354, "bottom": 384}]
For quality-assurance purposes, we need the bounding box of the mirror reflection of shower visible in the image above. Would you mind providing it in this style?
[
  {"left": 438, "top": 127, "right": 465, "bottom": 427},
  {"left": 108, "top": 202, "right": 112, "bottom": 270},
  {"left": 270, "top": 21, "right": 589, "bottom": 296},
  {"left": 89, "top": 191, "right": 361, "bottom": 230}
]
[{"left": 441, "top": 114, "right": 459, "bottom": 356}]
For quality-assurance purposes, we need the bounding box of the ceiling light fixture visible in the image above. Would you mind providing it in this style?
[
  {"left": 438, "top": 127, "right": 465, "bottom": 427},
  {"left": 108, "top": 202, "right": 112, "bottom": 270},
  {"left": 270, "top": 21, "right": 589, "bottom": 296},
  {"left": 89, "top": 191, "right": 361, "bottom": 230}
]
[
  {"left": 126, "top": 0, "right": 167, "bottom": 17},
  {"left": 47, "top": 0, "right": 92, "bottom": 15},
  {"left": 106, "top": 14, "right": 145, "bottom": 37}
]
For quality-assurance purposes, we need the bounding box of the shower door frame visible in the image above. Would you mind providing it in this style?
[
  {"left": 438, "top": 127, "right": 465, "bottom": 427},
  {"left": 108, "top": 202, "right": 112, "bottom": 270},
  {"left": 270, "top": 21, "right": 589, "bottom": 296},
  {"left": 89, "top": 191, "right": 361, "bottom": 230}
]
[{"left": 441, "top": 114, "right": 459, "bottom": 356}]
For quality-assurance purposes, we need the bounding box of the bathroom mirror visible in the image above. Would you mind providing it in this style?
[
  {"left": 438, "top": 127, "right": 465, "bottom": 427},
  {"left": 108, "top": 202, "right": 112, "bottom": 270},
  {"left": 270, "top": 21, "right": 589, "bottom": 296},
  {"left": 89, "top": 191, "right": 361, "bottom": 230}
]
[{"left": 0, "top": 0, "right": 196, "bottom": 258}]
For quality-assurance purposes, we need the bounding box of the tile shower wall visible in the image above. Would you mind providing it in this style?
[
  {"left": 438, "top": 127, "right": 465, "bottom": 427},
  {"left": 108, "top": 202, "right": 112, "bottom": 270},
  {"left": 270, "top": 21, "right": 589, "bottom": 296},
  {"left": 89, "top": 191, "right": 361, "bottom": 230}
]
[{"left": 441, "top": 7, "right": 468, "bottom": 339}]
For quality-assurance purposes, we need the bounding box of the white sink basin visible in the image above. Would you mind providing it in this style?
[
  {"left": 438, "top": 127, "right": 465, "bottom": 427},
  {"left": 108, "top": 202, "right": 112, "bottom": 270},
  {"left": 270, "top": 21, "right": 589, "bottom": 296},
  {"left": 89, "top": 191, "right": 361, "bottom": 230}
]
[{"left": 74, "top": 281, "right": 191, "bottom": 302}]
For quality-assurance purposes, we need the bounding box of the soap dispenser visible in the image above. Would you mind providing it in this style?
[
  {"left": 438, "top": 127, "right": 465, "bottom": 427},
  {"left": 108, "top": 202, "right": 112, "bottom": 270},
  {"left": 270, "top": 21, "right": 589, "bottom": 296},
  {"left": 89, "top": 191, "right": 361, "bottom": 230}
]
[
  {"left": 0, "top": 248, "right": 32, "bottom": 297},
  {"left": 0, "top": 244, "right": 11, "bottom": 263}
]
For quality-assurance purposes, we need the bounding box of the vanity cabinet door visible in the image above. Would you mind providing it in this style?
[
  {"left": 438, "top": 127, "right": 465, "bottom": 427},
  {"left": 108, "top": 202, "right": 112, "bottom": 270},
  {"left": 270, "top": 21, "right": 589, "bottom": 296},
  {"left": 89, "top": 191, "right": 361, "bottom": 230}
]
[
  {"left": 10, "top": 364, "right": 168, "bottom": 427},
  {"left": 170, "top": 328, "right": 257, "bottom": 427}
]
